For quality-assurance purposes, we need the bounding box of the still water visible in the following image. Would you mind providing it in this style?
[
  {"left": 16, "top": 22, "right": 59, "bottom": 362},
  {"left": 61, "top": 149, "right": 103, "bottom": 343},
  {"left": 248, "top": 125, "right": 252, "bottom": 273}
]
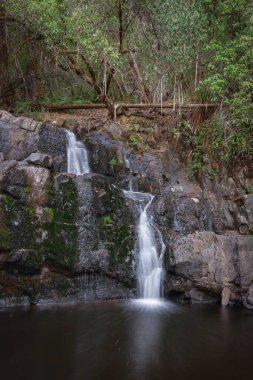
[{"left": 0, "top": 300, "right": 252, "bottom": 380}]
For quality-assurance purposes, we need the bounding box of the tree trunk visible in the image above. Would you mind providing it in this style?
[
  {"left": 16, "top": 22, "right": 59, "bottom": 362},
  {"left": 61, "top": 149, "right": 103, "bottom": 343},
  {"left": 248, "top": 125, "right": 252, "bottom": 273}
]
[
  {"left": 128, "top": 50, "right": 150, "bottom": 103},
  {"left": 0, "top": 14, "right": 8, "bottom": 105}
]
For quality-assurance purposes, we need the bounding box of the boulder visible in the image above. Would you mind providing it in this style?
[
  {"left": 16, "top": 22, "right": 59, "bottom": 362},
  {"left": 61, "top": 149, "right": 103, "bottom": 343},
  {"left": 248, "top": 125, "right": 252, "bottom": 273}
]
[
  {"left": 25, "top": 152, "right": 53, "bottom": 168},
  {"left": 3, "top": 164, "right": 50, "bottom": 205},
  {"left": 170, "top": 231, "right": 253, "bottom": 298}
]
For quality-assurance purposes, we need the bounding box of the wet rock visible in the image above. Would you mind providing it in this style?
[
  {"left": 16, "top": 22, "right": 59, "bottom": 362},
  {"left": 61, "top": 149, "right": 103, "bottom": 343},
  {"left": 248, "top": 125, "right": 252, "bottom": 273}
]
[
  {"left": 38, "top": 123, "right": 67, "bottom": 172},
  {"left": 6, "top": 249, "right": 43, "bottom": 275},
  {"left": 86, "top": 132, "right": 126, "bottom": 176}
]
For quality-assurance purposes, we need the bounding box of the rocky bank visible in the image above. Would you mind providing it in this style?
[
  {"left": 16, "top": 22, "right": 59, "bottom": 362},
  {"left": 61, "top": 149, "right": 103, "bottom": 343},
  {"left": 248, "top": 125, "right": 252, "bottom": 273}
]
[{"left": 0, "top": 110, "right": 252, "bottom": 309}]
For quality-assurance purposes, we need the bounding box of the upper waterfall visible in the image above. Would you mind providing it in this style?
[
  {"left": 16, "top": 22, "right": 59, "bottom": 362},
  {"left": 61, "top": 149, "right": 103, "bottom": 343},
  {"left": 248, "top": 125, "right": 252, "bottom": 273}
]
[{"left": 66, "top": 130, "right": 90, "bottom": 175}]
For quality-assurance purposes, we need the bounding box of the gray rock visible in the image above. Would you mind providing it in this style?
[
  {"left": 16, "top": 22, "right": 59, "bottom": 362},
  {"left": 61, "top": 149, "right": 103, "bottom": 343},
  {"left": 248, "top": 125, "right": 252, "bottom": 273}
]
[
  {"left": 170, "top": 231, "right": 253, "bottom": 297},
  {"left": 3, "top": 164, "right": 50, "bottom": 205},
  {"left": 105, "top": 123, "right": 123, "bottom": 140},
  {"left": 26, "top": 152, "right": 53, "bottom": 168},
  {"left": 38, "top": 123, "right": 67, "bottom": 172},
  {"left": 0, "top": 160, "right": 17, "bottom": 186}
]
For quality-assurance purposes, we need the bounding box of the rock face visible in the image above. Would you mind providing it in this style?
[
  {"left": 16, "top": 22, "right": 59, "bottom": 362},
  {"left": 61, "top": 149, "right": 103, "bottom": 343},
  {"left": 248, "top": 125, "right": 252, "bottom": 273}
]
[{"left": 0, "top": 110, "right": 253, "bottom": 309}]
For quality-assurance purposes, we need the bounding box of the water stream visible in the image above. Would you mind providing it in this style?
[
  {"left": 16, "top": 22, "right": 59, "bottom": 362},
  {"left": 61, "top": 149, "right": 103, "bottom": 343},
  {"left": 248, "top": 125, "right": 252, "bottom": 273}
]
[{"left": 66, "top": 130, "right": 90, "bottom": 175}]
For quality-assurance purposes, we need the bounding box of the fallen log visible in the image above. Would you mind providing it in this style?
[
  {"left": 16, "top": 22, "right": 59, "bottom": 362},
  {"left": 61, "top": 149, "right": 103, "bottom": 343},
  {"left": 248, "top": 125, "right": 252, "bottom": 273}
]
[{"left": 46, "top": 102, "right": 218, "bottom": 111}]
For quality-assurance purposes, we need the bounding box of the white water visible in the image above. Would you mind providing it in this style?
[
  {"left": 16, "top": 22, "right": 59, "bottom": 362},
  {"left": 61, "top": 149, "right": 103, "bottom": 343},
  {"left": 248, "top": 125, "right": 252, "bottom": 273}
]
[
  {"left": 66, "top": 130, "right": 90, "bottom": 175},
  {"left": 124, "top": 188, "right": 165, "bottom": 299}
]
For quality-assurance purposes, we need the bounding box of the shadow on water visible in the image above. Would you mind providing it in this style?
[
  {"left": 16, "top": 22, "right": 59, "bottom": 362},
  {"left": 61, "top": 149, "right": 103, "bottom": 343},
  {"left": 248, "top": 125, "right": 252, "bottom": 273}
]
[{"left": 0, "top": 300, "right": 253, "bottom": 380}]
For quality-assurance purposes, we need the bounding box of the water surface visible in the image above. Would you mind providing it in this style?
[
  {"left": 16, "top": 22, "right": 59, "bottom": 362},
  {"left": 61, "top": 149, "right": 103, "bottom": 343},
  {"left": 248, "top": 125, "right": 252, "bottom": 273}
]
[{"left": 0, "top": 300, "right": 252, "bottom": 380}]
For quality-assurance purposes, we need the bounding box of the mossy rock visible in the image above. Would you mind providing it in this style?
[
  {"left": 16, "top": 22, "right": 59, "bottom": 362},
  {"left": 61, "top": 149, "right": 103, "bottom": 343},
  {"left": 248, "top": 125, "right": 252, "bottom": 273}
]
[
  {"left": 0, "top": 208, "right": 12, "bottom": 251},
  {"left": 0, "top": 193, "right": 38, "bottom": 250},
  {"left": 90, "top": 177, "right": 135, "bottom": 276},
  {"left": 44, "top": 221, "right": 78, "bottom": 271},
  {"left": 47, "top": 175, "right": 78, "bottom": 223},
  {"left": 42, "top": 175, "right": 79, "bottom": 271}
]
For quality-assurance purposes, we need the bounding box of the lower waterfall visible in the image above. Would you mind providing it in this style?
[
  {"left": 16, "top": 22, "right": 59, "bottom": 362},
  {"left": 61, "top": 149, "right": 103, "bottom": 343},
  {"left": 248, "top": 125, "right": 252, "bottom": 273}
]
[
  {"left": 124, "top": 188, "right": 165, "bottom": 299},
  {"left": 65, "top": 130, "right": 90, "bottom": 175}
]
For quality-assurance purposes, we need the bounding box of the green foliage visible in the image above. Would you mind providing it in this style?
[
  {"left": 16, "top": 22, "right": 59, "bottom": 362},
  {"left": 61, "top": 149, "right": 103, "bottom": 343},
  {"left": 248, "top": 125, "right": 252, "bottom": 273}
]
[
  {"left": 15, "top": 101, "right": 32, "bottom": 114},
  {"left": 103, "top": 214, "right": 112, "bottom": 225},
  {"left": 23, "top": 185, "right": 29, "bottom": 194},
  {"left": 2, "top": 0, "right": 253, "bottom": 162},
  {"left": 244, "top": 184, "right": 253, "bottom": 194},
  {"left": 109, "top": 158, "right": 123, "bottom": 168},
  {"left": 129, "top": 135, "right": 139, "bottom": 147},
  {"left": 44, "top": 207, "right": 55, "bottom": 223},
  {"left": 198, "top": 0, "right": 253, "bottom": 130}
]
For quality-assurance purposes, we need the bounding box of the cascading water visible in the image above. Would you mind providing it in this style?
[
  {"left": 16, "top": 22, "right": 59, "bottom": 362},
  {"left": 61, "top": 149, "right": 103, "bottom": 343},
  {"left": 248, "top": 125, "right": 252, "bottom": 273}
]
[
  {"left": 124, "top": 169, "right": 165, "bottom": 299},
  {"left": 66, "top": 130, "right": 90, "bottom": 175}
]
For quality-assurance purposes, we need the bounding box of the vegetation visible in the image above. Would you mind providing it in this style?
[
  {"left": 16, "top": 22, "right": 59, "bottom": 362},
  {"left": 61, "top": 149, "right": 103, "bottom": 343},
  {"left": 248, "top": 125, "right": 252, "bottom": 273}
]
[{"left": 0, "top": 0, "right": 252, "bottom": 167}]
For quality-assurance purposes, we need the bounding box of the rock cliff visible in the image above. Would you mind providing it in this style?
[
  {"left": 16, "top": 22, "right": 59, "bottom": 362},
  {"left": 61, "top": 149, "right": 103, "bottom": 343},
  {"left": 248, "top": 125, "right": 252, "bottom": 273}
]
[{"left": 0, "top": 111, "right": 252, "bottom": 309}]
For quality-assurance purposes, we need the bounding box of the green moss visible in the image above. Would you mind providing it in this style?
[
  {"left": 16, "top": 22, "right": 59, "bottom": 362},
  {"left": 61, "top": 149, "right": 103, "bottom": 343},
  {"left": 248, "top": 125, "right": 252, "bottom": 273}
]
[{"left": 23, "top": 185, "right": 29, "bottom": 194}]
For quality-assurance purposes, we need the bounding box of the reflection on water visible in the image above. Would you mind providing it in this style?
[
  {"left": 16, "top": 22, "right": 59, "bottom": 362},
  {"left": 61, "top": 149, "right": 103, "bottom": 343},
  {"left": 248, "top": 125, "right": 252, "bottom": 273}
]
[{"left": 0, "top": 300, "right": 253, "bottom": 380}]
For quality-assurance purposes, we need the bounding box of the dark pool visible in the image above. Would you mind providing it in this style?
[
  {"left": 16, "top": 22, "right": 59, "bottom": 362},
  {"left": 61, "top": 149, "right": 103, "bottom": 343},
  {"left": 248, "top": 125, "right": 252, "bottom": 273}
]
[{"left": 0, "top": 299, "right": 252, "bottom": 380}]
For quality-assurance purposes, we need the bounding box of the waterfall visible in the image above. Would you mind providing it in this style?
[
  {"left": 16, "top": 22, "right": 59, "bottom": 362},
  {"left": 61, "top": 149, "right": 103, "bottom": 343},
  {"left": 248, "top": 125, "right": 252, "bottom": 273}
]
[
  {"left": 66, "top": 130, "right": 90, "bottom": 175},
  {"left": 124, "top": 188, "right": 165, "bottom": 299}
]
